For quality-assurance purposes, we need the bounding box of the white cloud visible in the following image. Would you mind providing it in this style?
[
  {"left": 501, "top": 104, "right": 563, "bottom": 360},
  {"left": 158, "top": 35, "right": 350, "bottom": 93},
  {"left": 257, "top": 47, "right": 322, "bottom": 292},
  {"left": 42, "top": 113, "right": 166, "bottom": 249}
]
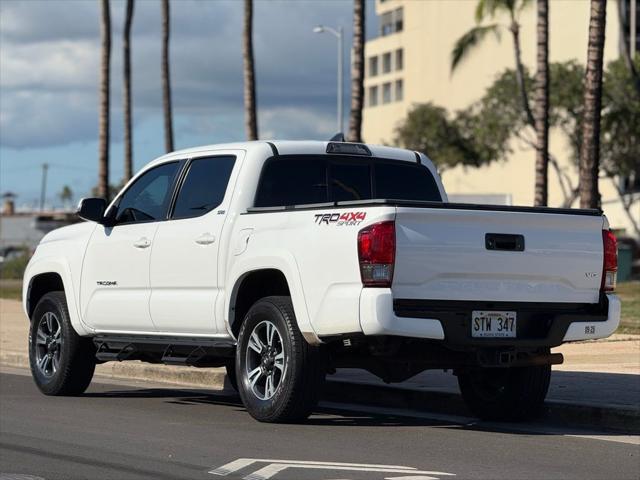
[{"left": 0, "top": 0, "right": 377, "bottom": 149}]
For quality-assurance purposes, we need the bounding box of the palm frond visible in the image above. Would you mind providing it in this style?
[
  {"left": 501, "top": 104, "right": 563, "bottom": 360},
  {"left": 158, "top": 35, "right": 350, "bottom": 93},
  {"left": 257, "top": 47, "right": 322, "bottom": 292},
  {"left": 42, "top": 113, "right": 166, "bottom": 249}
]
[
  {"left": 451, "top": 24, "right": 501, "bottom": 73},
  {"left": 475, "top": 0, "right": 512, "bottom": 22}
]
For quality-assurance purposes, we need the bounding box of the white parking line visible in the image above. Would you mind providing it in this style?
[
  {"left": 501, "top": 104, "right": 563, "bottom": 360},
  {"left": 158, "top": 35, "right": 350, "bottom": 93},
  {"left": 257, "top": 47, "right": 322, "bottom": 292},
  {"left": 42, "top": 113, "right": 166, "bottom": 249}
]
[{"left": 209, "top": 458, "right": 455, "bottom": 480}]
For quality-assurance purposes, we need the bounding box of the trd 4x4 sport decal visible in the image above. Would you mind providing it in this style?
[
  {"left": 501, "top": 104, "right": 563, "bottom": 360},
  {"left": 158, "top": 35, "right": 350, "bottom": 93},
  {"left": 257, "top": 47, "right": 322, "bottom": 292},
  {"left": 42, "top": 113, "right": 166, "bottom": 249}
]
[{"left": 314, "top": 212, "right": 367, "bottom": 226}]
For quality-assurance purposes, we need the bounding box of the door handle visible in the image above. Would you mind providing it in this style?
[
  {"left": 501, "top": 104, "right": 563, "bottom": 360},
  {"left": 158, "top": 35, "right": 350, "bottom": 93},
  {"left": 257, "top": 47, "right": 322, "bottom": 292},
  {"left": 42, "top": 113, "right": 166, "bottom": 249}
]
[
  {"left": 195, "top": 233, "right": 216, "bottom": 245},
  {"left": 133, "top": 237, "right": 151, "bottom": 249}
]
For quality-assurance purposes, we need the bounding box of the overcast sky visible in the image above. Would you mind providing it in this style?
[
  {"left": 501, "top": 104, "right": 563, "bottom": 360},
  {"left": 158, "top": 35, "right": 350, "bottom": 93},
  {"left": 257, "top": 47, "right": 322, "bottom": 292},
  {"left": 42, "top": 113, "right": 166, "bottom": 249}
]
[{"left": 0, "top": 0, "right": 377, "bottom": 207}]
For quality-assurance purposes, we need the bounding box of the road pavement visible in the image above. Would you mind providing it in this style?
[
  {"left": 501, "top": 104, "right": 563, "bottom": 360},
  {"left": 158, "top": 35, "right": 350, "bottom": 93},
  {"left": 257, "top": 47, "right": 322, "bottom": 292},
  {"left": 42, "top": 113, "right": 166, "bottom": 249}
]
[{"left": 0, "top": 369, "right": 638, "bottom": 480}]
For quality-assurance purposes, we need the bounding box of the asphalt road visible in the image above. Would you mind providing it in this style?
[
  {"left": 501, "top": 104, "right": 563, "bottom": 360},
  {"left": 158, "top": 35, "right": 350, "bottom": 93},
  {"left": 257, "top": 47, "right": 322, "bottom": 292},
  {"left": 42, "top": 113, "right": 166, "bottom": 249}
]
[{"left": 0, "top": 369, "right": 638, "bottom": 480}]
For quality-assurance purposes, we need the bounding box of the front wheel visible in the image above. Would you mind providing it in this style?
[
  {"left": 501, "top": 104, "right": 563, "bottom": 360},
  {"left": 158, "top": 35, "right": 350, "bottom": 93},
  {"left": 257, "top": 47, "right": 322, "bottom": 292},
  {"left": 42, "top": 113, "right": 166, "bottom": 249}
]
[
  {"left": 236, "top": 296, "right": 325, "bottom": 423},
  {"left": 458, "top": 363, "right": 551, "bottom": 421},
  {"left": 29, "top": 292, "right": 96, "bottom": 396}
]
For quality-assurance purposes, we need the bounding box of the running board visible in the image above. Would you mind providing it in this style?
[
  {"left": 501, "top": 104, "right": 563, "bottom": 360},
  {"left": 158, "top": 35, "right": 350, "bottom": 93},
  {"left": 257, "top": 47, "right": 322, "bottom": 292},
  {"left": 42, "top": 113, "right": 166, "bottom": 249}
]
[{"left": 93, "top": 334, "right": 236, "bottom": 367}]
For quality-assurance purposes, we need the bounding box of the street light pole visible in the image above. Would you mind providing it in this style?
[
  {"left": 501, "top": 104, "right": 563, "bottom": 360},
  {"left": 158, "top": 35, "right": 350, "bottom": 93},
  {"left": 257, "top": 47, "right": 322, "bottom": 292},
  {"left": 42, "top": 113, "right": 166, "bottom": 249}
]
[{"left": 314, "top": 25, "right": 344, "bottom": 134}]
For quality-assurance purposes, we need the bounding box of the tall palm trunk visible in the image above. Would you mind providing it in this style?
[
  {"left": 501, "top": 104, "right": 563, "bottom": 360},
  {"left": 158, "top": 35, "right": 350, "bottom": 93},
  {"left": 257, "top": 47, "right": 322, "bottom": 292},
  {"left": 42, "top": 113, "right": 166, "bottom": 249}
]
[
  {"left": 98, "top": 0, "right": 111, "bottom": 201},
  {"left": 161, "top": 0, "right": 174, "bottom": 152},
  {"left": 509, "top": 18, "right": 536, "bottom": 127},
  {"left": 243, "top": 0, "right": 258, "bottom": 140},
  {"left": 579, "top": 0, "right": 607, "bottom": 209},
  {"left": 123, "top": 0, "right": 134, "bottom": 182},
  {"left": 348, "top": 0, "right": 365, "bottom": 142},
  {"left": 534, "top": 0, "right": 549, "bottom": 206}
]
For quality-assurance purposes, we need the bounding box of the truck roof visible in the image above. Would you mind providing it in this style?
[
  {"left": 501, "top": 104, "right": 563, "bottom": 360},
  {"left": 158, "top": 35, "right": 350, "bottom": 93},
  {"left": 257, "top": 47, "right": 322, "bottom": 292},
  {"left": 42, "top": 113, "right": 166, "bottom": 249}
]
[{"left": 152, "top": 140, "right": 423, "bottom": 166}]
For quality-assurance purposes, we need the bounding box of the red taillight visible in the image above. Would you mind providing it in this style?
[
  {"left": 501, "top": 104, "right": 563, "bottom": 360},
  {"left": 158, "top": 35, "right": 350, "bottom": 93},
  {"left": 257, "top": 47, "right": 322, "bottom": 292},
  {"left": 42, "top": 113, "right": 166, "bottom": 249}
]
[
  {"left": 601, "top": 230, "right": 618, "bottom": 292},
  {"left": 358, "top": 221, "right": 395, "bottom": 287}
]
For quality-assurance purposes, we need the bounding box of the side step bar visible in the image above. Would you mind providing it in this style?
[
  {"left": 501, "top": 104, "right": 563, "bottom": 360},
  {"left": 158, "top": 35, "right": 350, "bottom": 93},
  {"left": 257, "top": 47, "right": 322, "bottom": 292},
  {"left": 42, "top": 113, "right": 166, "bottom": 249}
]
[{"left": 93, "top": 334, "right": 236, "bottom": 368}]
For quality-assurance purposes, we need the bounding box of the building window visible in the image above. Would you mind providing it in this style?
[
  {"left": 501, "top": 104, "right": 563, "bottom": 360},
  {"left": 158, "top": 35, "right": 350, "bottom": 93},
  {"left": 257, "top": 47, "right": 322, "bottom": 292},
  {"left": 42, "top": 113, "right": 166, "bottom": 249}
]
[
  {"left": 620, "top": 0, "right": 640, "bottom": 54},
  {"left": 380, "top": 7, "right": 403, "bottom": 36},
  {"left": 382, "top": 82, "right": 392, "bottom": 104},
  {"left": 382, "top": 52, "right": 392, "bottom": 73},
  {"left": 395, "top": 48, "right": 403, "bottom": 71},
  {"left": 369, "top": 56, "right": 379, "bottom": 77},
  {"left": 368, "top": 85, "right": 379, "bottom": 107},
  {"left": 395, "top": 79, "right": 403, "bottom": 101},
  {"left": 394, "top": 8, "right": 404, "bottom": 33},
  {"left": 380, "top": 11, "right": 393, "bottom": 36}
]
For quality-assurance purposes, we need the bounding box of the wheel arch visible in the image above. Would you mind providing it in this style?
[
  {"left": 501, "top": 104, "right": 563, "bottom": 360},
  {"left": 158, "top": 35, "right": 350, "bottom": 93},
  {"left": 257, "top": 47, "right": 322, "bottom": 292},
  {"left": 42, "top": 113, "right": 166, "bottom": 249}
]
[
  {"left": 226, "top": 259, "right": 319, "bottom": 345},
  {"left": 24, "top": 260, "right": 92, "bottom": 336}
]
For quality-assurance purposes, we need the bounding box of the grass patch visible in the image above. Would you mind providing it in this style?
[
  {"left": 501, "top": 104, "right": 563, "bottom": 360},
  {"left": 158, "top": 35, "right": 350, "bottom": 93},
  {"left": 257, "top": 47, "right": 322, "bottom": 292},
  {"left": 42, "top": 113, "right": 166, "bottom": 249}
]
[
  {"left": 617, "top": 281, "right": 640, "bottom": 334},
  {"left": 0, "top": 279, "right": 22, "bottom": 301}
]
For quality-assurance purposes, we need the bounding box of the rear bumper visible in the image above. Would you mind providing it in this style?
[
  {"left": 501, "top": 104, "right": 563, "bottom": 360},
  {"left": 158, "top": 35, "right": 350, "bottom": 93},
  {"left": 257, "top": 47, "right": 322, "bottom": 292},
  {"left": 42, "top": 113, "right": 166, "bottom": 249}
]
[{"left": 359, "top": 289, "right": 620, "bottom": 347}]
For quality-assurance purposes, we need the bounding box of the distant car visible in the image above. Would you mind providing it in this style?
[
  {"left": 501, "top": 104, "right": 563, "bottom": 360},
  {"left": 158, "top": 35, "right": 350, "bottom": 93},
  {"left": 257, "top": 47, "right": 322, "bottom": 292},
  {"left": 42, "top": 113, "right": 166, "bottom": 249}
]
[{"left": 22, "top": 139, "right": 620, "bottom": 423}]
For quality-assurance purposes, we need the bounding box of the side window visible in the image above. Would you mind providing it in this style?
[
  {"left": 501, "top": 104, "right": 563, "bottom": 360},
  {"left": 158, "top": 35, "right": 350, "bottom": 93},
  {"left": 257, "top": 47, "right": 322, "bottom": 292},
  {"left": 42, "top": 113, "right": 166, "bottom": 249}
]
[
  {"left": 374, "top": 162, "right": 442, "bottom": 201},
  {"left": 172, "top": 156, "right": 236, "bottom": 220},
  {"left": 254, "top": 158, "right": 327, "bottom": 207},
  {"left": 330, "top": 163, "right": 372, "bottom": 202},
  {"left": 115, "top": 162, "right": 180, "bottom": 224}
]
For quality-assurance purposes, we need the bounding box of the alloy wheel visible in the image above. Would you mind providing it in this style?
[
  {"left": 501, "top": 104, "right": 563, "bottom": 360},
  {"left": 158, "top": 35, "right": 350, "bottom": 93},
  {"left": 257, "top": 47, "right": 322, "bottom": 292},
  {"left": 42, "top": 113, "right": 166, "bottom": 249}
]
[
  {"left": 245, "top": 320, "right": 287, "bottom": 400},
  {"left": 35, "top": 311, "right": 62, "bottom": 378}
]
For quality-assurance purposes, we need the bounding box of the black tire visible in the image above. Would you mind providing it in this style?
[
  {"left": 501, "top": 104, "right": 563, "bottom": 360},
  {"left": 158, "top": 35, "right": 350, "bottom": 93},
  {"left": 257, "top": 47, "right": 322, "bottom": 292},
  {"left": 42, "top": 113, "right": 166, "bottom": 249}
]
[
  {"left": 236, "top": 296, "right": 325, "bottom": 423},
  {"left": 29, "top": 291, "right": 96, "bottom": 396},
  {"left": 458, "top": 363, "right": 551, "bottom": 421}
]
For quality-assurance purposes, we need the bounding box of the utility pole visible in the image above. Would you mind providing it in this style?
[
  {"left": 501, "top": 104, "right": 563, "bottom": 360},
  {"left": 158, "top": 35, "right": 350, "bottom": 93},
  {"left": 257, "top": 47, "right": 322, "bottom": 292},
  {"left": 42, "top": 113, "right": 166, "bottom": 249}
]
[{"left": 40, "top": 163, "right": 48, "bottom": 211}]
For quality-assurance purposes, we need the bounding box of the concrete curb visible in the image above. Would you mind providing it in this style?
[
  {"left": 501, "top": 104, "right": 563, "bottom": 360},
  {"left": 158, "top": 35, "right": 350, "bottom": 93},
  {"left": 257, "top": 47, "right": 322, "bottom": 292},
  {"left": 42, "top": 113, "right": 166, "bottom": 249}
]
[
  {"left": 0, "top": 349, "right": 227, "bottom": 389},
  {"left": 2, "top": 350, "right": 638, "bottom": 434}
]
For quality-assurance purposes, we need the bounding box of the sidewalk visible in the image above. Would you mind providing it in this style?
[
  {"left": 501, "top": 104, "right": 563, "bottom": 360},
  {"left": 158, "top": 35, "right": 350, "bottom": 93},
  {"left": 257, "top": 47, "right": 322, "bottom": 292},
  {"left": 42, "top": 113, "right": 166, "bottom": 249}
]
[{"left": 2, "top": 298, "right": 639, "bottom": 431}]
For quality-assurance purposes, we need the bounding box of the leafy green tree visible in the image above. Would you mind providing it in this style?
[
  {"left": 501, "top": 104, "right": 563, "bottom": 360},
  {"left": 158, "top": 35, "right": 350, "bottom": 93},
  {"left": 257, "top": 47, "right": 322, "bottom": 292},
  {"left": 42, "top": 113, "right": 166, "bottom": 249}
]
[
  {"left": 394, "top": 58, "right": 638, "bottom": 235},
  {"left": 464, "top": 59, "right": 638, "bottom": 233},
  {"left": 393, "top": 103, "right": 499, "bottom": 171}
]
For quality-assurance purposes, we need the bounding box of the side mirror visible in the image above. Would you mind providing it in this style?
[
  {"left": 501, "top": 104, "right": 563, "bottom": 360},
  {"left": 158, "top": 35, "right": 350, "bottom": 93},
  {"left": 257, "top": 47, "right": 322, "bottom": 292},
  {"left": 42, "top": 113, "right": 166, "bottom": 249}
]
[{"left": 76, "top": 198, "right": 107, "bottom": 223}]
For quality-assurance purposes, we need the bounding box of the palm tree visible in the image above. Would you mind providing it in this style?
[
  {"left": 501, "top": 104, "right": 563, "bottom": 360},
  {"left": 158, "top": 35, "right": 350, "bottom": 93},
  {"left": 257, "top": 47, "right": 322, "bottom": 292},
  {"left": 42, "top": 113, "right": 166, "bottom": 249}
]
[
  {"left": 161, "top": 0, "right": 174, "bottom": 152},
  {"left": 534, "top": 0, "right": 549, "bottom": 206},
  {"left": 579, "top": 0, "right": 608, "bottom": 209},
  {"left": 98, "top": 0, "right": 111, "bottom": 201},
  {"left": 123, "top": 0, "right": 134, "bottom": 182},
  {"left": 451, "top": 0, "right": 535, "bottom": 126},
  {"left": 59, "top": 185, "right": 73, "bottom": 209},
  {"left": 243, "top": 0, "right": 258, "bottom": 140},
  {"left": 348, "top": 0, "right": 365, "bottom": 142}
]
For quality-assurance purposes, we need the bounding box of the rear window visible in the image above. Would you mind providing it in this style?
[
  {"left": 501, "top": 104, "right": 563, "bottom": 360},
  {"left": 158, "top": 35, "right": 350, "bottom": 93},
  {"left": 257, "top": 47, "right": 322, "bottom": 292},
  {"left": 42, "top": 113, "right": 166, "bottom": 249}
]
[
  {"left": 254, "top": 157, "right": 327, "bottom": 207},
  {"left": 374, "top": 162, "right": 441, "bottom": 201},
  {"left": 254, "top": 155, "right": 441, "bottom": 207}
]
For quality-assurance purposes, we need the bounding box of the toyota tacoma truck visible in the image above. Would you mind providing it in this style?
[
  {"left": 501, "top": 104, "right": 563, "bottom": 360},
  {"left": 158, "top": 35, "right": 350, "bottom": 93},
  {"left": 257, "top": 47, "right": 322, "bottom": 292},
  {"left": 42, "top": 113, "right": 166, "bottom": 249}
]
[{"left": 23, "top": 139, "right": 620, "bottom": 423}]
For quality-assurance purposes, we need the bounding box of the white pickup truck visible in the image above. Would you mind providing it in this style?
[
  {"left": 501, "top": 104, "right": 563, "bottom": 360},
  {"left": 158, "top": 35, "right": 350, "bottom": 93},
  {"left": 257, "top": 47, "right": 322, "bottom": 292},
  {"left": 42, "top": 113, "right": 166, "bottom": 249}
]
[{"left": 23, "top": 139, "right": 620, "bottom": 423}]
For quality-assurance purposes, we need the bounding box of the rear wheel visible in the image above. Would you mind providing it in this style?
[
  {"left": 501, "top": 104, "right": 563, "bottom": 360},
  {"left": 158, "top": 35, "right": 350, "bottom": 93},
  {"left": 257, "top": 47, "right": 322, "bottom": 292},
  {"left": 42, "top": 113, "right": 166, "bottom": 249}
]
[
  {"left": 458, "top": 363, "right": 551, "bottom": 421},
  {"left": 29, "top": 292, "right": 96, "bottom": 396},
  {"left": 236, "top": 296, "right": 325, "bottom": 423}
]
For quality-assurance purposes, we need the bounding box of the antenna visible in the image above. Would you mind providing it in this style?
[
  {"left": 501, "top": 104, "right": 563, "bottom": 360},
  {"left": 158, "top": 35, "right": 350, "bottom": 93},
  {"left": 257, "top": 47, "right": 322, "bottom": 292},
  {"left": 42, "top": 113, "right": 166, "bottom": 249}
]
[{"left": 329, "top": 133, "right": 345, "bottom": 142}]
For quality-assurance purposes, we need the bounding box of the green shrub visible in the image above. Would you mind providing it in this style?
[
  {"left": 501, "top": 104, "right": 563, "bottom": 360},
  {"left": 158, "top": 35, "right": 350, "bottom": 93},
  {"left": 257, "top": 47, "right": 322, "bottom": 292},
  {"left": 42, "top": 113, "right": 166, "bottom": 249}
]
[{"left": 0, "top": 252, "right": 30, "bottom": 279}]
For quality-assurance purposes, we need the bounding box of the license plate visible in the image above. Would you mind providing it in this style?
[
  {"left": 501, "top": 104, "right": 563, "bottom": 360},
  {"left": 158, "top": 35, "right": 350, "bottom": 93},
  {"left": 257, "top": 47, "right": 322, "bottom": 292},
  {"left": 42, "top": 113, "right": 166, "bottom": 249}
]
[{"left": 471, "top": 311, "right": 517, "bottom": 338}]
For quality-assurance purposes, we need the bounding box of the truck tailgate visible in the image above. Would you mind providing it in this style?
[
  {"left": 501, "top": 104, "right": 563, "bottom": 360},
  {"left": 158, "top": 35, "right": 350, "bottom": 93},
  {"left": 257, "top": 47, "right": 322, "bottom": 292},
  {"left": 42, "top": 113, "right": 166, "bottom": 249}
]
[{"left": 393, "top": 207, "right": 605, "bottom": 304}]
